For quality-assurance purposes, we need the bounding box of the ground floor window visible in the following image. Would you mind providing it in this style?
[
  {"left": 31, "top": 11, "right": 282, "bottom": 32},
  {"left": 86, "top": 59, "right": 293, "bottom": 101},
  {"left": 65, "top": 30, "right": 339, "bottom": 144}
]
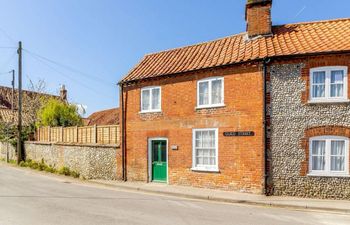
[
  {"left": 309, "top": 136, "right": 349, "bottom": 176},
  {"left": 192, "top": 128, "right": 218, "bottom": 172}
]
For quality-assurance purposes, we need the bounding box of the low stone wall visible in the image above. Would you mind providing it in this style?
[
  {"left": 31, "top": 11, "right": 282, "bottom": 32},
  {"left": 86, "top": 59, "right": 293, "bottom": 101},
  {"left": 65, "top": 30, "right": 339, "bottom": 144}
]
[
  {"left": 0, "top": 142, "right": 16, "bottom": 161},
  {"left": 25, "top": 142, "right": 119, "bottom": 180}
]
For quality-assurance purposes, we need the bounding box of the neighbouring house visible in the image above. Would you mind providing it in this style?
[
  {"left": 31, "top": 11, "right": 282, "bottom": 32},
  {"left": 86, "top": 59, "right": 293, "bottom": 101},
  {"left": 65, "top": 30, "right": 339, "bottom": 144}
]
[
  {"left": 84, "top": 108, "right": 119, "bottom": 126},
  {"left": 119, "top": 0, "right": 350, "bottom": 199},
  {"left": 0, "top": 85, "right": 67, "bottom": 125}
]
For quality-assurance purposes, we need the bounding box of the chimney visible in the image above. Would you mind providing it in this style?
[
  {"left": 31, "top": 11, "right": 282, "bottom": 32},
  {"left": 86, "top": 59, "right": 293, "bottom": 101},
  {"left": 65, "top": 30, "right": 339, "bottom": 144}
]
[
  {"left": 245, "top": 0, "right": 272, "bottom": 38},
  {"left": 60, "top": 84, "right": 67, "bottom": 102}
]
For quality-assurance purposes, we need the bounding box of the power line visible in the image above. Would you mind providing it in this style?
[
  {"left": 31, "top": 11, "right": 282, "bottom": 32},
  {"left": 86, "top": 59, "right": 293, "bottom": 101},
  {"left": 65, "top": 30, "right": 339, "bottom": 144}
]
[
  {"left": 23, "top": 48, "right": 113, "bottom": 86},
  {"left": 27, "top": 51, "right": 116, "bottom": 99},
  {"left": 0, "top": 71, "right": 11, "bottom": 75},
  {"left": 0, "top": 50, "right": 17, "bottom": 73},
  {"left": 0, "top": 26, "right": 16, "bottom": 44}
]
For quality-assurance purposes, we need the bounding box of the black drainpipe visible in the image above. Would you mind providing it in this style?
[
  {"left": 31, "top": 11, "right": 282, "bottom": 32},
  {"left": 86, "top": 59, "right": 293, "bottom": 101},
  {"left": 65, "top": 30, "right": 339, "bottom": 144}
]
[
  {"left": 119, "top": 83, "right": 127, "bottom": 181},
  {"left": 263, "top": 57, "right": 271, "bottom": 195}
]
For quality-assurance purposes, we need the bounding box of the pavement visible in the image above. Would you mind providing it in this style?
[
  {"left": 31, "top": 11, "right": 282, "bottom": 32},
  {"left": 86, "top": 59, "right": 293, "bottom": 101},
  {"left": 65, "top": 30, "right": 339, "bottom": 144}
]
[
  {"left": 91, "top": 179, "right": 350, "bottom": 213},
  {"left": 1, "top": 162, "right": 350, "bottom": 225}
]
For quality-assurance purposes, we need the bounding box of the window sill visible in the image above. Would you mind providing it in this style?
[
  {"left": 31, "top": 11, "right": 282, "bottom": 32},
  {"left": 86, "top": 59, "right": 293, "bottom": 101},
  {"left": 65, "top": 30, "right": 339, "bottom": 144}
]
[
  {"left": 139, "top": 110, "right": 162, "bottom": 114},
  {"left": 307, "top": 99, "right": 350, "bottom": 104},
  {"left": 307, "top": 173, "right": 350, "bottom": 178},
  {"left": 191, "top": 167, "right": 220, "bottom": 173},
  {"left": 195, "top": 104, "right": 225, "bottom": 110}
]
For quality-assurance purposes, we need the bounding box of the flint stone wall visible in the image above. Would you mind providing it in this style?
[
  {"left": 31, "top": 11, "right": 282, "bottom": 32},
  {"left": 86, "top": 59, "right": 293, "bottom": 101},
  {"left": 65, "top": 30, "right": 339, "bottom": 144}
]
[
  {"left": 269, "top": 63, "right": 350, "bottom": 199},
  {"left": 25, "top": 142, "right": 119, "bottom": 180},
  {"left": 0, "top": 142, "right": 16, "bottom": 161}
]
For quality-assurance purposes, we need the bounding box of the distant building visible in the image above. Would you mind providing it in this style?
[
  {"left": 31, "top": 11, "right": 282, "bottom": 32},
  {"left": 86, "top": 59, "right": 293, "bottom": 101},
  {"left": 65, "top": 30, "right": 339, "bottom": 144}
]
[
  {"left": 0, "top": 85, "right": 66, "bottom": 125},
  {"left": 84, "top": 108, "right": 119, "bottom": 126}
]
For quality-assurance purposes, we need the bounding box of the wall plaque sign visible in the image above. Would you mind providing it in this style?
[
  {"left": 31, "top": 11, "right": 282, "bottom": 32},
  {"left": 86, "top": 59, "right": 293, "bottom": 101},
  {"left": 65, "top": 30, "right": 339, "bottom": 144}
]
[{"left": 223, "top": 131, "right": 254, "bottom": 137}]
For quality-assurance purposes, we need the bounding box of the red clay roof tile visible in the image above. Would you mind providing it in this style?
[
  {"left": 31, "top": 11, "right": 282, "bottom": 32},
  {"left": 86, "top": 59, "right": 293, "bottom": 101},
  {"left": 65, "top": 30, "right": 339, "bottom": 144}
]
[{"left": 121, "top": 18, "right": 350, "bottom": 83}]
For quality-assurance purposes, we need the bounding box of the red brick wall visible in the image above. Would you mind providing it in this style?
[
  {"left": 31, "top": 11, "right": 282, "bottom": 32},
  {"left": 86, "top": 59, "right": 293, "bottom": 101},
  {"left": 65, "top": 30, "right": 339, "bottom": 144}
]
[{"left": 122, "top": 63, "right": 265, "bottom": 193}]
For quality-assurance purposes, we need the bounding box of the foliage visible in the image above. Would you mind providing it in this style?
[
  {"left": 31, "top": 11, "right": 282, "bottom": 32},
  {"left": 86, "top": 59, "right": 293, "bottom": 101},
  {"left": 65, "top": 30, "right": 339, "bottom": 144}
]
[
  {"left": 18, "top": 159, "right": 80, "bottom": 178},
  {"left": 0, "top": 122, "right": 35, "bottom": 147},
  {"left": 36, "top": 98, "right": 82, "bottom": 127},
  {"left": 57, "top": 166, "right": 80, "bottom": 178},
  {"left": 23, "top": 79, "right": 50, "bottom": 125}
]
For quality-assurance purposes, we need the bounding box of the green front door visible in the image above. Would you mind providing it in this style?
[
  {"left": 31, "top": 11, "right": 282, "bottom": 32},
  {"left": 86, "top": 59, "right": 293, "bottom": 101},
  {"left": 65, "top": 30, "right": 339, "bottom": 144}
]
[{"left": 151, "top": 140, "right": 167, "bottom": 182}]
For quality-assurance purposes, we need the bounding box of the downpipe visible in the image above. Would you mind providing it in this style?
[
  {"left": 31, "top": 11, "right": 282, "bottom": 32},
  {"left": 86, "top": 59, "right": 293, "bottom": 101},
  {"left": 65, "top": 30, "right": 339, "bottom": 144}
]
[{"left": 263, "top": 57, "right": 271, "bottom": 195}]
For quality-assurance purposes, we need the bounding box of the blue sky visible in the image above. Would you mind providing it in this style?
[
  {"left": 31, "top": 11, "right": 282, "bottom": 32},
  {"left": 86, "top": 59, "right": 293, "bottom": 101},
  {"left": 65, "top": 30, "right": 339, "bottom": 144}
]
[{"left": 0, "top": 0, "right": 349, "bottom": 116}]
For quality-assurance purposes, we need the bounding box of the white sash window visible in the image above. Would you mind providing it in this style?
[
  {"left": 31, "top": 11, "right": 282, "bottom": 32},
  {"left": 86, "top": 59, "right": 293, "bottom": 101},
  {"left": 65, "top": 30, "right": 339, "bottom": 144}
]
[
  {"left": 310, "top": 66, "right": 348, "bottom": 102},
  {"left": 309, "top": 136, "right": 349, "bottom": 176}
]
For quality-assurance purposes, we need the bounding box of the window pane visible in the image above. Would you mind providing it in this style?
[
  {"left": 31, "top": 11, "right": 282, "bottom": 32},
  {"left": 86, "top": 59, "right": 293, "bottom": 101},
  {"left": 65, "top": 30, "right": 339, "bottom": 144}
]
[
  {"left": 195, "top": 131, "right": 202, "bottom": 148},
  {"left": 161, "top": 142, "right": 166, "bottom": 162},
  {"left": 199, "top": 82, "right": 209, "bottom": 105},
  {"left": 142, "top": 89, "right": 150, "bottom": 110},
  {"left": 312, "top": 140, "right": 325, "bottom": 155},
  {"left": 331, "top": 140, "right": 345, "bottom": 171},
  {"left": 331, "top": 156, "right": 345, "bottom": 171},
  {"left": 211, "top": 80, "right": 222, "bottom": 104},
  {"left": 311, "top": 140, "right": 325, "bottom": 171},
  {"left": 312, "top": 72, "right": 326, "bottom": 98},
  {"left": 202, "top": 131, "right": 209, "bottom": 147},
  {"left": 312, "top": 156, "right": 325, "bottom": 170},
  {"left": 209, "top": 130, "right": 215, "bottom": 147},
  {"left": 331, "top": 70, "right": 344, "bottom": 97},
  {"left": 152, "top": 142, "right": 158, "bottom": 162},
  {"left": 151, "top": 88, "right": 160, "bottom": 110},
  {"left": 312, "top": 85, "right": 325, "bottom": 98},
  {"left": 331, "top": 141, "right": 345, "bottom": 155},
  {"left": 313, "top": 72, "right": 325, "bottom": 84}
]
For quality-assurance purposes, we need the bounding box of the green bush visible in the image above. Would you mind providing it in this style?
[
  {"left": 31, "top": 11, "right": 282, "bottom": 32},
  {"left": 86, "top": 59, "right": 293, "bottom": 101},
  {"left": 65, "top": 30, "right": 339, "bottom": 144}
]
[
  {"left": 70, "top": 170, "right": 80, "bottom": 178},
  {"left": 58, "top": 166, "right": 71, "bottom": 176},
  {"left": 36, "top": 98, "right": 82, "bottom": 127},
  {"left": 6, "top": 157, "right": 79, "bottom": 179}
]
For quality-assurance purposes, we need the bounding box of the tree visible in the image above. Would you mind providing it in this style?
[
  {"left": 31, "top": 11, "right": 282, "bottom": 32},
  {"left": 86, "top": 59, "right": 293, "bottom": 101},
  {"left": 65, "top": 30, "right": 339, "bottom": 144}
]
[
  {"left": 36, "top": 98, "right": 82, "bottom": 127},
  {"left": 23, "top": 79, "right": 49, "bottom": 125}
]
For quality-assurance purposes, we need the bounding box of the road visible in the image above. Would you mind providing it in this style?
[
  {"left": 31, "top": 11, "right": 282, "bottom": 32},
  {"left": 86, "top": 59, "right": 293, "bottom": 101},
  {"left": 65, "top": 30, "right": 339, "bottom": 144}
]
[{"left": 0, "top": 164, "right": 349, "bottom": 225}]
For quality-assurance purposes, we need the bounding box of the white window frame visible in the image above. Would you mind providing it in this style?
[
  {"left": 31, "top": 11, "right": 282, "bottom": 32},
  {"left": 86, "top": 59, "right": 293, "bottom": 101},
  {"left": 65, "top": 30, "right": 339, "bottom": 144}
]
[
  {"left": 140, "top": 86, "right": 161, "bottom": 113},
  {"left": 192, "top": 128, "right": 219, "bottom": 172},
  {"left": 197, "top": 77, "right": 224, "bottom": 109},
  {"left": 309, "top": 136, "right": 349, "bottom": 177},
  {"left": 309, "top": 66, "right": 348, "bottom": 103}
]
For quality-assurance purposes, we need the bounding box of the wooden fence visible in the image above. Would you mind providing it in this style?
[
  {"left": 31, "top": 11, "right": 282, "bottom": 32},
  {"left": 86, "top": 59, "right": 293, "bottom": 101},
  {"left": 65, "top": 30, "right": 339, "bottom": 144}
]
[{"left": 36, "top": 125, "right": 120, "bottom": 145}]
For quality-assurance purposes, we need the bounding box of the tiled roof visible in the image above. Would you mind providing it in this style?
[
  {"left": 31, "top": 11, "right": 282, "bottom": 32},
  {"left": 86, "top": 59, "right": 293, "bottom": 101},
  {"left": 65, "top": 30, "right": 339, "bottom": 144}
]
[
  {"left": 121, "top": 18, "right": 350, "bottom": 83},
  {"left": 85, "top": 108, "right": 119, "bottom": 126},
  {"left": 0, "top": 108, "right": 30, "bottom": 125},
  {"left": 0, "top": 86, "right": 59, "bottom": 109}
]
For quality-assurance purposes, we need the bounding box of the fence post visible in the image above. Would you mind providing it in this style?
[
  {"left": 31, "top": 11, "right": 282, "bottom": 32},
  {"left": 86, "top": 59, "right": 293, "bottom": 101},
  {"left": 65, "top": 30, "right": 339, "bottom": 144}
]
[
  {"left": 94, "top": 125, "right": 97, "bottom": 144},
  {"left": 48, "top": 126, "right": 51, "bottom": 142},
  {"left": 60, "top": 127, "right": 64, "bottom": 142},
  {"left": 75, "top": 126, "right": 78, "bottom": 143}
]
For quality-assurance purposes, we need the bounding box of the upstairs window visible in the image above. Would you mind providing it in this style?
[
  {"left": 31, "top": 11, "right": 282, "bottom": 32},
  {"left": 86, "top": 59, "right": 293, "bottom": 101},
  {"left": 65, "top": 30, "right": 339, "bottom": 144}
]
[
  {"left": 309, "top": 136, "right": 349, "bottom": 176},
  {"left": 310, "top": 66, "right": 348, "bottom": 102},
  {"left": 197, "top": 77, "right": 224, "bottom": 108},
  {"left": 141, "top": 86, "right": 161, "bottom": 112}
]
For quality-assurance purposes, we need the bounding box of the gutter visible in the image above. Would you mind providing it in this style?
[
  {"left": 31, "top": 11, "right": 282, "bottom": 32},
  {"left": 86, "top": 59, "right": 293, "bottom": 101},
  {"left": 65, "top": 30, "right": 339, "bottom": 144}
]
[{"left": 262, "top": 57, "right": 271, "bottom": 195}]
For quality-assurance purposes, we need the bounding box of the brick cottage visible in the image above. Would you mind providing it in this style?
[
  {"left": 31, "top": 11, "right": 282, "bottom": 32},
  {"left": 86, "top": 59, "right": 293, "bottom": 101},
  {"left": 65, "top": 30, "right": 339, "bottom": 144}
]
[{"left": 119, "top": 0, "right": 350, "bottom": 198}]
